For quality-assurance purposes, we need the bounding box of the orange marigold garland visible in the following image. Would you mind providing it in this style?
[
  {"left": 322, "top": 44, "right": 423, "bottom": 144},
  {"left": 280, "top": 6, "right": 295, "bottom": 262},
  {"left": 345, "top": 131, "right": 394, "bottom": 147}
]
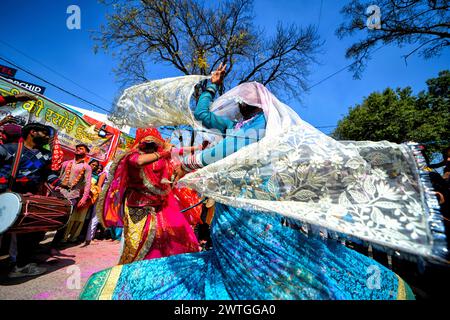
[
  {"left": 50, "top": 134, "right": 64, "bottom": 171},
  {"left": 63, "top": 160, "right": 86, "bottom": 189}
]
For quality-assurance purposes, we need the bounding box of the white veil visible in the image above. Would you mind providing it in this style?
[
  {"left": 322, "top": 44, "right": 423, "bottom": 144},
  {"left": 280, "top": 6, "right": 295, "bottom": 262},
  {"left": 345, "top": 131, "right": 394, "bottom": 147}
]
[
  {"left": 110, "top": 75, "right": 448, "bottom": 262},
  {"left": 210, "top": 81, "right": 303, "bottom": 137}
]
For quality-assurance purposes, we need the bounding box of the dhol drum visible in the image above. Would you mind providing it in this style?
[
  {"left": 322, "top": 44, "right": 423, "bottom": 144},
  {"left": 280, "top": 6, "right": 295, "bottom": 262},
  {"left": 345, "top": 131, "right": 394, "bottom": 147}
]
[{"left": 0, "top": 192, "right": 73, "bottom": 235}]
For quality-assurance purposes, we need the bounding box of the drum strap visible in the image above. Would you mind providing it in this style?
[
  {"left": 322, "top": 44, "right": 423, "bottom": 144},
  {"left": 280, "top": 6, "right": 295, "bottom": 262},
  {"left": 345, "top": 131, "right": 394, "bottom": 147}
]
[{"left": 8, "top": 140, "right": 24, "bottom": 191}]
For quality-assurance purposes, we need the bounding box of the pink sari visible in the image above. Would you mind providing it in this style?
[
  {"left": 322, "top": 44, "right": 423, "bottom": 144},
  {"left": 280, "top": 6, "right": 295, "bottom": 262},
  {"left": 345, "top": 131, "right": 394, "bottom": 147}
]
[{"left": 98, "top": 128, "right": 200, "bottom": 264}]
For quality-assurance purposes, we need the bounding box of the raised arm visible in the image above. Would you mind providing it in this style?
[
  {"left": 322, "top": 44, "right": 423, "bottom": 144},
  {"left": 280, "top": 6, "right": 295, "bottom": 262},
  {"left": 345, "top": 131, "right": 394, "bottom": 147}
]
[
  {"left": 180, "top": 113, "right": 266, "bottom": 173},
  {"left": 129, "top": 140, "right": 173, "bottom": 168},
  {"left": 0, "top": 93, "right": 37, "bottom": 107},
  {"left": 133, "top": 152, "right": 169, "bottom": 167},
  {"left": 174, "top": 143, "right": 207, "bottom": 157},
  {"left": 194, "top": 63, "right": 235, "bottom": 133},
  {"left": 194, "top": 83, "right": 235, "bottom": 133}
]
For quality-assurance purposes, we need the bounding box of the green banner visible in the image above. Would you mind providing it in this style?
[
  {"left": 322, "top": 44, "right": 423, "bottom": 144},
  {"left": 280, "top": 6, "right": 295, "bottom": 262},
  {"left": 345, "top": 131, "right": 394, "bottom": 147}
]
[{"left": 0, "top": 76, "right": 116, "bottom": 162}]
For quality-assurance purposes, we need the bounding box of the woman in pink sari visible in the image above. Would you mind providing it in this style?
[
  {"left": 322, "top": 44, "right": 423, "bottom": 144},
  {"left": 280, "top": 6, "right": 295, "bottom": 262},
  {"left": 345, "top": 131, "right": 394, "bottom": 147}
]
[{"left": 98, "top": 128, "right": 201, "bottom": 264}]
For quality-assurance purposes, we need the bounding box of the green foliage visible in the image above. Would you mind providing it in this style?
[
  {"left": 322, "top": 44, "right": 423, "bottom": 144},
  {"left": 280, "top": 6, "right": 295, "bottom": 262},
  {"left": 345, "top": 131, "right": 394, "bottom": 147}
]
[
  {"left": 333, "top": 70, "right": 450, "bottom": 158},
  {"left": 336, "top": 0, "right": 450, "bottom": 79}
]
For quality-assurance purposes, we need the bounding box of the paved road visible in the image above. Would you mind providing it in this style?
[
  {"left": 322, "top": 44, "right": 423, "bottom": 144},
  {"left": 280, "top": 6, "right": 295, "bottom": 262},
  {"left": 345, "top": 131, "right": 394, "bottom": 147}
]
[{"left": 0, "top": 233, "right": 120, "bottom": 300}]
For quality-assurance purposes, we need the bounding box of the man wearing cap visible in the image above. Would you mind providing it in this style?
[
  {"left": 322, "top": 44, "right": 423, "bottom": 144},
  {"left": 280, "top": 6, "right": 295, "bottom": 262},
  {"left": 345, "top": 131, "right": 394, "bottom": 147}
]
[{"left": 0, "top": 121, "right": 22, "bottom": 144}]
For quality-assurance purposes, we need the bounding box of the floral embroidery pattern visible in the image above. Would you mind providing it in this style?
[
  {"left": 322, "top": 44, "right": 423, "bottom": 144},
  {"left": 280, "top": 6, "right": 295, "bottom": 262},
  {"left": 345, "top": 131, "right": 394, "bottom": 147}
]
[{"left": 180, "top": 126, "right": 434, "bottom": 258}]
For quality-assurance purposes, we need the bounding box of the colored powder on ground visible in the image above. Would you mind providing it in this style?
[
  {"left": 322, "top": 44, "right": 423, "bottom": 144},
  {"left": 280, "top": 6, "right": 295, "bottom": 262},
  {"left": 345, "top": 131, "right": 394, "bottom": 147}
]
[{"left": 33, "top": 292, "right": 52, "bottom": 299}]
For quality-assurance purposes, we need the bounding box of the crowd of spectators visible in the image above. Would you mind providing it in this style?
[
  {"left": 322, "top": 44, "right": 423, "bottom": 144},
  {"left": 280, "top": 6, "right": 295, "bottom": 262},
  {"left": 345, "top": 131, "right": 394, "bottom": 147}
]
[{"left": 0, "top": 93, "right": 122, "bottom": 278}]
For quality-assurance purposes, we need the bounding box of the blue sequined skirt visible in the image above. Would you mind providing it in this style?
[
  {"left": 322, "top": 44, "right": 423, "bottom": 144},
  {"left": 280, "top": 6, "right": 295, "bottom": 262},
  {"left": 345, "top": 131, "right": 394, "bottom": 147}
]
[{"left": 80, "top": 203, "right": 414, "bottom": 300}]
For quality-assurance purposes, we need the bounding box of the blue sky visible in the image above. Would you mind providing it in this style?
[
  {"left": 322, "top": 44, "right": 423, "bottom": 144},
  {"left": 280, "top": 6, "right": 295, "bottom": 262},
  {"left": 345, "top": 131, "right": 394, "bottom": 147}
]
[{"left": 1, "top": 0, "right": 448, "bottom": 136}]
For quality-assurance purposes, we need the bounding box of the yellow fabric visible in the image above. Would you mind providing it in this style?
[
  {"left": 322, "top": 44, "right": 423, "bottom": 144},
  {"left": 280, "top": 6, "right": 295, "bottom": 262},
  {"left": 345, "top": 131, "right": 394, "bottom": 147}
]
[
  {"left": 99, "top": 265, "right": 123, "bottom": 300},
  {"left": 70, "top": 206, "right": 90, "bottom": 223},
  {"left": 63, "top": 206, "right": 90, "bottom": 241},
  {"left": 119, "top": 205, "right": 153, "bottom": 264},
  {"left": 396, "top": 276, "right": 406, "bottom": 300},
  {"left": 63, "top": 220, "right": 76, "bottom": 241},
  {"left": 133, "top": 208, "right": 157, "bottom": 261}
]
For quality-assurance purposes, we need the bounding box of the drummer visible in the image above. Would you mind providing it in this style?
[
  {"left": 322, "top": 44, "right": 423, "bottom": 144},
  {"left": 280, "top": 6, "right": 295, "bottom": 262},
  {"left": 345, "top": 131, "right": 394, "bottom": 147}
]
[{"left": 0, "top": 122, "right": 65, "bottom": 278}]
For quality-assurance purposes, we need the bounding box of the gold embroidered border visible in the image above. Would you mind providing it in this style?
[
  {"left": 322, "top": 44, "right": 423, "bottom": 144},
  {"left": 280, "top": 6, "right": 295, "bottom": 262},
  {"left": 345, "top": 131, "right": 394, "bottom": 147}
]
[
  {"left": 119, "top": 206, "right": 149, "bottom": 264},
  {"left": 134, "top": 210, "right": 158, "bottom": 261},
  {"left": 396, "top": 275, "right": 406, "bottom": 300},
  {"left": 99, "top": 265, "right": 123, "bottom": 300},
  {"left": 140, "top": 166, "right": 171, "bottom": 196}
]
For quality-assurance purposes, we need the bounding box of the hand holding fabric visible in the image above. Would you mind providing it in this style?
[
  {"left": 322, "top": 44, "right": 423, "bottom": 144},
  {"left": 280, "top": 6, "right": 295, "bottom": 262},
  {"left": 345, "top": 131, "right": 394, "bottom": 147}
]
[
  {"left": 163, "top": 139, "right": 174, "bottom": 152},
  {"left": 173, "top": 165, "right": 187, "bottom": 183}
]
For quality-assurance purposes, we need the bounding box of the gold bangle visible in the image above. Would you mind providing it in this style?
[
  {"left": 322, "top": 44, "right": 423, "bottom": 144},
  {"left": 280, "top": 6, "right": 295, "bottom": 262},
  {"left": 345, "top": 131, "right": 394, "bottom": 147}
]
[{"left": 154, "top": 152, "right": 160, "bottom": 160}]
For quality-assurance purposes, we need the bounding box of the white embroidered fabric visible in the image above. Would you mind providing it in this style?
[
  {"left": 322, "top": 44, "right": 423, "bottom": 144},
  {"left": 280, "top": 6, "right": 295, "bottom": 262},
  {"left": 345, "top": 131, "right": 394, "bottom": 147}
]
[
  {"left": 109, "top": 75, "right": 445, "bottom": 260},
  {"left": 109, "top": 75, "right": 211, "bottom": 128},
  {"left": 180, "top": 130, "right": 432, "bottom": 258}
]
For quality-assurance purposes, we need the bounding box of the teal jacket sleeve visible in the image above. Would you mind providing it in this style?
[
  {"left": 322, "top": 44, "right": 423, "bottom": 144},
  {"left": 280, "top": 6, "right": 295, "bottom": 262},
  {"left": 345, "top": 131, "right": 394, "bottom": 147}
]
[
  {"left": 194, "top": 83, "right": 235, "bottom": 134},
  {"left": 182, "top": 113, "right": 266, "bottom": 171}
]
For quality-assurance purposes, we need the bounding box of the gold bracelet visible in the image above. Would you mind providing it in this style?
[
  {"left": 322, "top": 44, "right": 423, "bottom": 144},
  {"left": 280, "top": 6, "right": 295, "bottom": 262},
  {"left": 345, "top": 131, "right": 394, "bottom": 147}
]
[{"left": 154, "top": 152, "right": 160, "bottom": 160}]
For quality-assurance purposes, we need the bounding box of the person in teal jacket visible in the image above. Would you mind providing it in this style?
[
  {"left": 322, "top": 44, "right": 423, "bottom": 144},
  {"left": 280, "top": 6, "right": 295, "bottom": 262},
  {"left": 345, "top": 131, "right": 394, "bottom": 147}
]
[
  {"left": 181, "top": 68, "right": 267, "bottom": 171},
  {"left": 80, "top": 64, "right": 414, "bottom": 300}
]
